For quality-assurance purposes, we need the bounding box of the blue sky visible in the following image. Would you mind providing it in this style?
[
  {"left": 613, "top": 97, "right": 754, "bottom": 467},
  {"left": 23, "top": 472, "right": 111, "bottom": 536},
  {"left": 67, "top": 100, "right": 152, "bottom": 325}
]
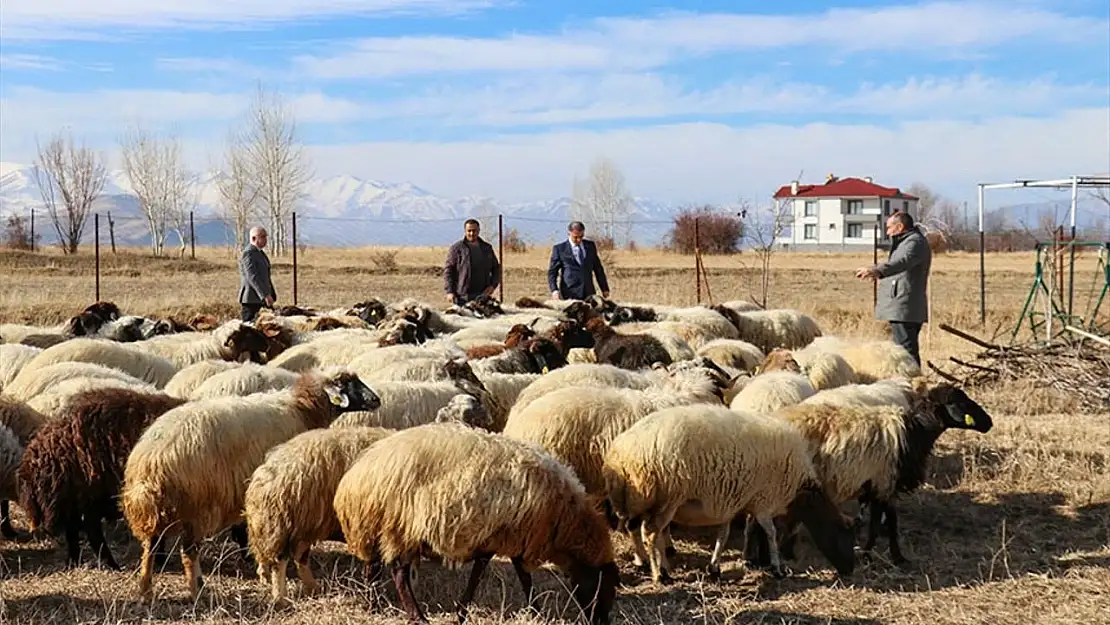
[{"left": 1, "top": 0, "right": 1108, "bottom": 205}]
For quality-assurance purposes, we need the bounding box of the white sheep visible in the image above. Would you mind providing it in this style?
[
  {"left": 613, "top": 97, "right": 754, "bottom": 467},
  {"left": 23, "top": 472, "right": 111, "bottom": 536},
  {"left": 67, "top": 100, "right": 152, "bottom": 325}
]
[
  {"left": 732, "top": 309, "right": 822, "bottom": 353},
  {"left": 612, "top": 321, "right": 701, "bottom": 358},
  {"left": 801, "top": 377, "right": 918, "bottom": 410},
  {"left": 332, "top": 421, "right": 620, "bottom": 625},
  {"left": 189, "top": 363, "right": 301, "bottom": 400},
  {"left": 804, "top": 336, "right": 921, "bottom": 383},
  {"left": 657, "top": 306, "right": 740, "bottom": 344},
  {"left": 127, "top": 320, "right": 270, "bottom": 368},
  {"left": 14, "top": 338, "right": 178, "bottom": 388},
  {"left": 602, "top": 404, "right": 856, "bottom": 583},
  {"left": 244, "top": 425, "right": 397, "bottom": 603},
  {"left": 759, "top": 346, "right": 857, "bottom": 391},
  {"left": 120, "top": 369, "right": 382, "bottom": 599},
  {"left": 695, "top": 338, "right": 765, "bottom": 372},
  {"left": 163, "top": 360, "right": 244, "bottom": 399},
  {"left": 729, "top": 370, "right": 817, "bottom": 414},
  {"left": 26, "top": 376, "right": 160, "bottom": 420},
  {"left": 507, "top": 363, "right": 663, "bottom": 420},
  {"left": 0, "top": 344, "right": 43, "bottom": 391},
  {"left": 2, "top": 361, "right": 150, "bottom": 402},
  {"left": 267, "top": 334, "right": 385, "bottom": 372}
]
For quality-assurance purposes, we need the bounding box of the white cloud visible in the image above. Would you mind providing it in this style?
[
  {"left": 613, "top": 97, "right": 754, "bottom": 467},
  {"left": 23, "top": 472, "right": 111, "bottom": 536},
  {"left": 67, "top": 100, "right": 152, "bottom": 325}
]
[
  {"left": 292, "top": 2, "right": 1109, "bottom": 78},
  {"left": 0, "top": 0, "right": 506, "bottom": 40},
  {"left": 0, "top": 54, "right": 64, "bottom": 71}
]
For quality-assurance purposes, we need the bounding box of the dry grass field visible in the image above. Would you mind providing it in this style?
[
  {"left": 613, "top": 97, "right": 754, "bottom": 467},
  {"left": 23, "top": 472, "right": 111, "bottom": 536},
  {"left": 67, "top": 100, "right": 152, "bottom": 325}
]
[{"left": 1, "top": 244, "right": 1108, "bottom": 625}]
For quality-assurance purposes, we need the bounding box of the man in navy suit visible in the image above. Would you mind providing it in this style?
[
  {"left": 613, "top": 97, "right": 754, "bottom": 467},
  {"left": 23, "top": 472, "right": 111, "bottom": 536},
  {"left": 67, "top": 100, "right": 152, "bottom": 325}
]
[{"left": 547, "top": 221, "right": 610, "bottom": 301}]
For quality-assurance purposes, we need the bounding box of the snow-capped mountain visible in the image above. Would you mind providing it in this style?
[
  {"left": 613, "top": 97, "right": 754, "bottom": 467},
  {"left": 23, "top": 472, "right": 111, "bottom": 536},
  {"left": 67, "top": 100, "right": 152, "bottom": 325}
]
[{"left": 0, "top": 161, "right": 683, "bottom": 247}]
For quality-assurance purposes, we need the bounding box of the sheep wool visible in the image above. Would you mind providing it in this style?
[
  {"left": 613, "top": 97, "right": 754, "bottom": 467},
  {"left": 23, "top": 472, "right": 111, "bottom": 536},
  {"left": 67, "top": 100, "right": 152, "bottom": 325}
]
[
  {"left": 15, "top": 338, "right": 178, "bottom": 388},
  {"left": 729, "top": 370, "right": 817, "bottom": 414},
  {"left": 333, "top": 421, "right": 620, "bottom": 625},
  {"left": 163, "top": 359, "right": 244, "bottom": 399},
  {"left": 0, "top": 344, "right": 42, "bottom": 391},
  {"left": 695, "top": 338, "right": 765, "bottom": 373},
  {"left": 27, "top": 376, "right": 160, "bottom": 420},
  {"left": 801, "top": 377, "right": 915, "bottom": 411},
  {"left": 0, "top": 396, "right": 46, "bottom": 446},
  {"left": 1, "top": 424, "right": 23, "bottom": 502},
  {"left": 733, "top": 309, "right": 823, "bottom": 353},
  {"left": 805, "top": 336, "right": 921, "bottom": 383},
  {"left": 3, "top": 361, "right": 150, "bottom": 402},
  {"left": 244, "top": 425, "right": 396, "bottom": 603},
  {"left": 509, "top": 363, "right": 660, "bottom": 420},
  {"left": 121, "top": 370, "right": 381, "bottom": 598},
  {"left": 189, "top": 363, "right": 300, "bottom": 400}
]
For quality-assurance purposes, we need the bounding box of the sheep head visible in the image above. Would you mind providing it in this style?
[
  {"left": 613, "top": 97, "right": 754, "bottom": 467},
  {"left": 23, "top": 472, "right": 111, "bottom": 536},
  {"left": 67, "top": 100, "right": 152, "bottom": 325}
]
[
  {"left": 544, "top": 318, "right": 595, "bottom": 352},
  {"left": 582, "top": 316, "right": 614, "bottom": 339},
  {"left": 434, "top": 393, "right": 494, "bottom": 431},
  {"left": 188, "top": 314, "right": 220, "bottom": 332},
  {"left": 757, "top": 348, "right": 801, "bottom": 375},
  {"left": 465, "top": 294, "right": 503, "bottom": 318},
  {"left": 253, "top": 319, "right": 294, "bottom": 361},
  {"left": 63, "top": 311, "right": 105, "bottom": 337},
  {"left": 503, "top": 323, "right": 537, "bottom": 348},
  {"left": 563, "top": 301, "right": 600, "bottom": 326},
  {"left": 923, "top": 382, "right": 993, "bottom": 433},
  {"left": 83, "top": 301, "right": 121, "bottom": 322},
  {"left": 525, "top": 336, "right": 567, "bottom": 374},
  {"left": 308, "top": 371, "right": 381, "bottom": 420},
  {"left": 350, "top": 298, "right": 390, "bottom": 326},
  {"left": 224, "top": 323, "right": 272, "bottom": 363},
  {"left": 514, "top": 296, "right": 547, "bottom": 309}
]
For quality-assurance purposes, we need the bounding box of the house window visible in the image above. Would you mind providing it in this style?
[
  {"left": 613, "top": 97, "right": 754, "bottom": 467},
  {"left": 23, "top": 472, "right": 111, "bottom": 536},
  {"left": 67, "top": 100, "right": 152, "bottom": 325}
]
[
  {"left": 846, "top": 199, "right": 863, "bottom": 214},
  {"left": 804, "top": 224, "right": 817, "bottom": 240},
  {"left": 804, "top": 200, "right": 817, "bottom": 217},
  {"left": 847, "top": 223, "right": 863, "bottom": 238},
  {"left": 884, "top": 200, "right": 890, "bottom": 215}
]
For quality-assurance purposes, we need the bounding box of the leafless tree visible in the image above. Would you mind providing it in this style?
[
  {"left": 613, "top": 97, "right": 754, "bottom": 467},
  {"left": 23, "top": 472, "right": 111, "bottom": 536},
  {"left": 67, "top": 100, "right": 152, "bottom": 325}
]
[
  {"left": 237, "top": 83, "right": 312, "bottom": 257},
  {"left": 215, "top": 128, "right": 262, "bottom": 251},
  {"left": 30, "top": 130, "right": 107, "bottom": 254},
  {"left": 472, "top": 197, "right": 499, "bottom": 244},
  {"left": 742, "top": 198, "right": 791, "bottom": 308},
  {"left": 570, "top": 156, "right": 634, "bottom": 245},
  {"left": 119, "top": 123, "right": 192, "bottom": 257}
]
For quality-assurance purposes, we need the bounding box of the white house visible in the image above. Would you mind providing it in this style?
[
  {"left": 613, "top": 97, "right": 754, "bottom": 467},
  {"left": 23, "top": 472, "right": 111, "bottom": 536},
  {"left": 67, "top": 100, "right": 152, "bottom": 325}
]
[{"left": 773, "top": 175, "right": 919, "bottom": 250}]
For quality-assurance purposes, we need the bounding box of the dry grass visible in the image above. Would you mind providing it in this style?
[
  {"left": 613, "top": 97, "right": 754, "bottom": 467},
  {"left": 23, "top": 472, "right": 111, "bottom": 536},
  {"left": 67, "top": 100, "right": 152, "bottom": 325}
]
[{"left": 1, "top": 246, "right": 1108, "bottom": 625}]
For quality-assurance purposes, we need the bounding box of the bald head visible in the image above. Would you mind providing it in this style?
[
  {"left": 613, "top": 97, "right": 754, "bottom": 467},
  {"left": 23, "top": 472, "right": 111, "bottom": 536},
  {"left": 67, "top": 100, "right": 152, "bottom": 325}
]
[{"left": 250, "top": 227, "right": 268, "bottom": 248}]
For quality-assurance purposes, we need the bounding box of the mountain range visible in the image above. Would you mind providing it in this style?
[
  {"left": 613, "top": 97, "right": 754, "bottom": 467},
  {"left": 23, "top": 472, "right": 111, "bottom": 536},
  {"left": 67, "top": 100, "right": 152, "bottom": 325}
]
[{"left": 0, "top": 162, "right": 682, "bottom": 248}]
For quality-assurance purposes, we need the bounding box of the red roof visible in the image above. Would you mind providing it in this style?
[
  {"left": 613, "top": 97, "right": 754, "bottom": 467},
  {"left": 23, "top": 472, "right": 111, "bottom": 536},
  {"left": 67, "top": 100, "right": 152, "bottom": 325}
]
[{"left": 773, "top": 177, "right": 918, "bottom": 200}]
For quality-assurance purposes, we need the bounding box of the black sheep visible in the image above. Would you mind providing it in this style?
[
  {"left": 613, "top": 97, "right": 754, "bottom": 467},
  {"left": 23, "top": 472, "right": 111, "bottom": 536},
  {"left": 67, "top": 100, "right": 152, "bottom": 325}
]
[
  {"left": 583, "top": 316, "right": 672, "bottom": 370},
  {"left": 17, "top": 388, "right": 186, "bottom": 569}
]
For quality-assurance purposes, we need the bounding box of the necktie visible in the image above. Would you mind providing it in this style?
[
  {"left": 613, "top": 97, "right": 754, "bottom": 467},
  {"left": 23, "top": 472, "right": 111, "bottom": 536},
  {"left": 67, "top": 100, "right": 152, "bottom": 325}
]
[{"left": 573, "top": 244, "right": 582, "bottom": 264}]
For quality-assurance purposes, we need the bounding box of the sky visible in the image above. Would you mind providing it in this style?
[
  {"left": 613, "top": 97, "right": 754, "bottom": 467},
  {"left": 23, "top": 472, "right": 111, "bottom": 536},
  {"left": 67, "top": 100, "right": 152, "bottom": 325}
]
[{"left": 1, "top": 0, "right": 1108, "bottom": 206}]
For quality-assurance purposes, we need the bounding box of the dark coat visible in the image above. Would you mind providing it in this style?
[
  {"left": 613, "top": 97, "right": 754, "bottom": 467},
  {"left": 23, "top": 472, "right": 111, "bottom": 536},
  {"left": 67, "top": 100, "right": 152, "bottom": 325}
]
[
  {"left": 444, "top": 237, "right": 501, "bottom": 299},
  {"left": 875, "top": 225, "right": 932, "bottom": 323},
  {"left": 547, "top": 239, "right": 609, "bottom": 300},
  {"left": 238, "top": 245, "right": 276, "bottom": 305}
]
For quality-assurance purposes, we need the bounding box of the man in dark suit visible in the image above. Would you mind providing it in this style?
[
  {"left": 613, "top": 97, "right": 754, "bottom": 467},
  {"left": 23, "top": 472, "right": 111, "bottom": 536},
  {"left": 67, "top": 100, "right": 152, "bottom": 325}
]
[
  {"left": 547, "top": 221, "right": 610, "bottom": 301},
  {"left": 238, "top": 226, "right": 277, "bottom": 323}
]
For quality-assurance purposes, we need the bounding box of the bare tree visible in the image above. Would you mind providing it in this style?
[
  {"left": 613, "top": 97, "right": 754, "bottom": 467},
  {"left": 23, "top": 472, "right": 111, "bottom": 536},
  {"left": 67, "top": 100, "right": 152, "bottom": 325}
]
[
  {"left": 570, "top": 156, "right": 634, "bottom": 245},
  {"left": 742, "top": 199, "right": 791, "bottom": 308},
  {"left": 215, "top": 129, "right": 262, "bottom": 251},
  {"left": 119, "top": 123, "right": 193, "bottom": 257},
  {"left": 237, "top": 83, "right": 312, "bottom": 257},
  {"left": 30, "top": 130, "right": 107, "bottom": 254},
  {"left": 472, "top": 197, "right": 499, "bottom": 244}
]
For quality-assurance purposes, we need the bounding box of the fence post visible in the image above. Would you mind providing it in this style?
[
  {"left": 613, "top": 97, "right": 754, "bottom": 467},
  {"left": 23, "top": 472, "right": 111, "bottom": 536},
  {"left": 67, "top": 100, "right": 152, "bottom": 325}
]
[
  {"left": 107, "top": 211, "right": 116, "bottom": 254},
  {"left": 694, "top": 216, "right": 701, "bottom": 303},
  {"left": 29, "top": 209, "right": 35, "bottom": 252},
  {"left": 498, "top": 214, "right": 504, "bottom": 302},
  {"left": 95, "top": 213, "right": 101, "bottom": 301},
  {"left": 873, "top": 216, "right": 879, "bottom": 308},
  {"left": 190, "top": 211, "right": 196, "bottom": 260},
  {"left": 292, "top": 211, "right": 298, "bottom": 306}
]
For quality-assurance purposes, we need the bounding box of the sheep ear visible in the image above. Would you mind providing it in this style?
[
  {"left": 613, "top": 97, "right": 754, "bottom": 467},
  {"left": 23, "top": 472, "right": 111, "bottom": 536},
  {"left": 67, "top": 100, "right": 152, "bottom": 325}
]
[
  {"left": 325, "top": 384, "right": 350, "bottom": 408},
  {"left": 224, "top": 335, "right": 236, "bottom": 347}
]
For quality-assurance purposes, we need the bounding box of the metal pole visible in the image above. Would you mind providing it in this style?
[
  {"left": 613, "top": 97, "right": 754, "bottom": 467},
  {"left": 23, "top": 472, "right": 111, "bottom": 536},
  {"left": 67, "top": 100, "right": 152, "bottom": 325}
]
[
  {"left": 190, "top": 211, "right": 196, "bottom": 259},
  {"left": 95, "top": 213, "right": 101, "bottom": 301},
  {"left": 29, "top": 209, "right": 35, "bottom": 252},
  {"left": 978, "top": 183, "right": 986, "bottom": 326},
  {"left": 498, "top": 214, "right": 504, "bottom": 303},
  {"left": 873, "top": 215, "right": 879, "bottom": 308},
  {"left": 292, "top": 211, "right": 298, "bottom": 306},
  {"left": 1068, "top": 176, "right": 1078, "bottom": 320},
  {"left": 694, "top": 216, "right": 701, "bottom": 303}
]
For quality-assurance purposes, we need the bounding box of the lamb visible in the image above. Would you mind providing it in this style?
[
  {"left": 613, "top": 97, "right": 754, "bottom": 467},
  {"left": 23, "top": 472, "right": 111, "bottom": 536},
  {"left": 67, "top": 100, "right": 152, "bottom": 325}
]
[
  {"left": 602, "top": 404, "right": 856, "bottom": 584},
  {"left": 120, "top": 369, "right": 382, "bottom": 598},
  {"left": 14, "top": 338, "right": 179, "bottom": 388},
  {"left": 16, "top": 388, "right": 186, "bottom": 569},
  {"left": 163, "top": 360, "right": 244, "bottom": 399},
  {"left": 189, "top": 363, "right": 301, "bottom": 400},
  {"left": 755, "top": 382, "right": 993, "bottom": 567},
  {"left": 128, "top": 320, "right": 271, "bottom": 368},
  {"left": 585, "top": 316, "right": 673, "bottom": 369},
  {"left": 695, "top": 338, "right": 765, "bottom": 373},
  {"left": 731, "top": 309, "right": 823, "bottom": 353},
  {"left": 729, "top": 370, "right": 817, "bottom": 414},
  {"left": 803, "top": 336, "right": 921, "bottom": 383},
  {"left": 333, "top": 421, "right": 620, "bottom": 625},
  {"left": 0, "top": 344, "right": 42, "bottom": 391},
  {"left": 2, "top": 361, "right": 151, "bottom": 402},
  {"left": 244, "top": 425, "right": 397, "bottom": 603}
]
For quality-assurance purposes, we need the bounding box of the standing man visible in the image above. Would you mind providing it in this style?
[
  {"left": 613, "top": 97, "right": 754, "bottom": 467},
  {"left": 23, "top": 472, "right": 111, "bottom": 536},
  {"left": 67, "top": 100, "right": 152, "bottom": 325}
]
[
  {"left": 444, "top": 218, "right": 502, "bottom": 305},
  {"left": 238, "top": 226, "right": 277, "bottom": 323},
  {"left": 547, "top": 220, "right": 610, "bottom": 301},
  {"left": 855, "top": 210, "right": 932, "bottom": 366}
]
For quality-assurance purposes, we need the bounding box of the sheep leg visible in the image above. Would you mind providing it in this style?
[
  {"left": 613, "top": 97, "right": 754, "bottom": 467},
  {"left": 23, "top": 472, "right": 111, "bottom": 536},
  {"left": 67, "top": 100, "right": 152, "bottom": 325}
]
[
  {"left": 230, "top": 522, "right": 256, "bottom": 566},
  {"left": 643, "top": 512, "right": 676, "bottom": 585},
  {"left": 391, "top": 559, "right": 427, "bottom": 624},
  {"left": 755, "top": 514, "right": 786, "bottom": 578},
  {"left": 456, "top": 552, "right": 494, "bottom": 625},
  {"left": 82, "top": 513, "right": 120, "bottom": 571},
  {"left": 510, "top": 556, "right": 533, "bottom": 606},
  {"left": 268, "top": 558, "right": 290, "bottom": 604},
  {"left": 152, "top": 533, "right": 170, "bottom": 567},
  {"left": 624, "top": 517, "right": 651, "bottom": 572},
  {"left": 137, "top": 538, "right": 156, "bottom": 597},
  {"left": 293, "top": 542, "right": 319, "bottom": 595},
  {"left": 664, "top": 526, "right": 677, "bottom": 559},
  {"left": 743, "top": 517, "right": 771, "bottom": 568},
  {"left": 64, "top": 519, "right": 83, "bottom": 568},
  {"left": 181, "top": 532, "right": 204, "bottom": 599},
  {"left": 1, "top": 500, "right": 18, "bottom": 539},
  {"left": 879, "top": 501, "right": 909, "bottom": 566},
  {"left": 706, "top": 523, "right": 729, "bottom": 581},
  {"left": 861, "top": 498, "right": 883, "bottom": 560}
]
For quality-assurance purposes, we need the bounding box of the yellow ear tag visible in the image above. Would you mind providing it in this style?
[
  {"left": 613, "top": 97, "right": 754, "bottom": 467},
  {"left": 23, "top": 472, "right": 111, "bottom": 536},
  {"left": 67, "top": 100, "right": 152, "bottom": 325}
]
[
  {"left": 964, "top": 414, "right": 975, "bottom": 426},
  {"left": 330, "top": 393, "right": 344, "bottom": 406},
  {"left": 542, "top": 366, "right": 549, "bottom": 374}
]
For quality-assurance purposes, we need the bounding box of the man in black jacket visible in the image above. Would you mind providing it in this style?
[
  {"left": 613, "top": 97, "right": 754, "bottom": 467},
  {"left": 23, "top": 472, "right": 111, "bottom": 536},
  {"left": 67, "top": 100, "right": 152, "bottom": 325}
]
[
  {"left": 444, "top": 219, "right": 501, "bottom": 305},
  {"left": 547, "top": 220, "right": 610, "bottom": 301},
  {"left": 238, "top": 226, "right": 276, "bottom": 323}
]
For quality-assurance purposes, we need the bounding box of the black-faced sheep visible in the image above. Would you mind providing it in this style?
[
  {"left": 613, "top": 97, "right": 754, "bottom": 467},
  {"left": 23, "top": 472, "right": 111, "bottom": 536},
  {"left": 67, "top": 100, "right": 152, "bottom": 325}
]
[
  {"left": 584, "top": 316, "right": 673, "bottom": 370},
  {"left": 121, "top": 369, "right": 381, "bottom": 598},
  {"left": 752, "top": 382, "right": 994, "bottom": 567},
  {"left": 244, "top": 425, "right": 397, "bottom": 603},
  {"left": 16, "top": 388, "right": 186, "bottom": 569},
  {"left": 333, "top": 421, "right": 621, "bottom": 625},
  {"left": 602, "top": 404, "right": 856, "bottom": 584}
]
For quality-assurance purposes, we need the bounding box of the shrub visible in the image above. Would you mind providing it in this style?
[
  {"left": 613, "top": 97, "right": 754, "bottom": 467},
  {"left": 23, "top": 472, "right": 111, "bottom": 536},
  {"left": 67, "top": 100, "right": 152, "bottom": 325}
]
[
  {"left": 667, "top": 205, "right": 743, "bottom": 254},
  {"left": 2, "top": 214, "right": 39, "bottom": 251},
  {"left": 369, "top": 249, "right": 399, "bottom": 272},
  {"left": 594, "top": 235, "right": 616, "bottom": 251},
  {"left": 503, "top": 227, "right": 528, "bottom": 253}
]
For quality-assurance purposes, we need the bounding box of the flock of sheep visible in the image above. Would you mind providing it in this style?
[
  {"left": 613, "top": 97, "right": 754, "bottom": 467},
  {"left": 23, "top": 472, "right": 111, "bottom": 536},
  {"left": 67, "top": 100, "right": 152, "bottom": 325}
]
[{"left": 0, "top": 292, "right": 995, "bottom": 624}]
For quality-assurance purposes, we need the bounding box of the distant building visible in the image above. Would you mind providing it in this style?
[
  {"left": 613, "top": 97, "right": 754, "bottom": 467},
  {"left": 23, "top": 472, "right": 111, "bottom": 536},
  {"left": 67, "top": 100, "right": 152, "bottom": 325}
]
[{"left": 773, "top": 174, "right": 919, "bottom": 250}]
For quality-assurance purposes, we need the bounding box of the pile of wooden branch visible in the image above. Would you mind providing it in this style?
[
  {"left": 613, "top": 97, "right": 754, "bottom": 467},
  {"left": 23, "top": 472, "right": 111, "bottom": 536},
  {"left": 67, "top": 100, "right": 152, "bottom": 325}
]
[{"left": 927, "top": 323, "right": 1110, "bottom": 412}]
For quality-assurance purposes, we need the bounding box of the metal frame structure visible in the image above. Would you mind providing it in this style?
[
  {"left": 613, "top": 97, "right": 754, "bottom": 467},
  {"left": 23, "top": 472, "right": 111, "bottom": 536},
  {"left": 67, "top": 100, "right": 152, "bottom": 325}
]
[
  {"left": 1011, "top": 241, "right": 1109, "bottom": 343},
  {"left": 975, "top": 175, "right": 1110, "bottom": 327}
]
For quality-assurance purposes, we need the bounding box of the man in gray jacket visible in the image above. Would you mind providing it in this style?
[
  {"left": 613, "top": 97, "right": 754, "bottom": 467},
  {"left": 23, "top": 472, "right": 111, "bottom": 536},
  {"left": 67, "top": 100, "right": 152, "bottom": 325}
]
[
  {"left": 238, "top": 226, "right": 276, "bottom": 323},
  {"left": 856, "top": 211, "right": 932, "bottom": 366}
]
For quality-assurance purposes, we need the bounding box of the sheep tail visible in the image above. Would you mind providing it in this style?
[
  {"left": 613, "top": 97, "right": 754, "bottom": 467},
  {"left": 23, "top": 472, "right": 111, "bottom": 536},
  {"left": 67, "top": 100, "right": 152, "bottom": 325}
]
[{"left": 120, "top": 480, "right": 163, "bottom": 540}]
